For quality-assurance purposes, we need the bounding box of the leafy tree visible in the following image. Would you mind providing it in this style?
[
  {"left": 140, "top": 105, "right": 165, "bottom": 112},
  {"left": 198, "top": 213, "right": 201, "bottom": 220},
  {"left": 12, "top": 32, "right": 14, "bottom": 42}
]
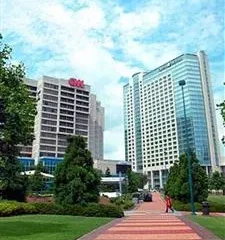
[
  {"left": 29, "top": 163, "right": 45, "bottom": 193},
  {"left": 217, "top": 84, "right": 225, "bottom": 145},
  {"left": 0, "top": 35, "right": 36, "bottom": 201},
  {"left": 127, "top": 169, "right": 148, "bottom": 193},
  {"left": 209, "top": 171, "right": 225, "bottom": 192},
  {"left": 137, "top": 173, "right": 148, "bottom": 189},
  {"left": 165, "top": 153, "right": 208, "bottom": 203},
  {"left": 105, "top": 167, "right": 111, "bottom": 177},
  {"left": 54, "top": 135, "right": 101, "bottom": 205}
]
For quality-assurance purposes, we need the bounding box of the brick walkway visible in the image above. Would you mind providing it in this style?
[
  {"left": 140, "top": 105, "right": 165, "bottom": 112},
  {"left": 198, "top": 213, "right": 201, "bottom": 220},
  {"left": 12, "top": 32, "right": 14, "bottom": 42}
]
[{"left": 79, "top": 193, "right": 220, "bottom": 240}]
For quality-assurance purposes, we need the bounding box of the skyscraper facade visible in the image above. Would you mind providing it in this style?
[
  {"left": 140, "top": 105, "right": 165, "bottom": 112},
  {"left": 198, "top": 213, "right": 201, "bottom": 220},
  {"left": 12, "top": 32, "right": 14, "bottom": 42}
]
[
  {"left": 19, "top": 75, "right": 104, "bottom": 170},
  {"left": 123, "top": 51, "right": 220, "bottom": 188},
  {"left": 89, "top": 94, "right": 104, "bottom": 160}
]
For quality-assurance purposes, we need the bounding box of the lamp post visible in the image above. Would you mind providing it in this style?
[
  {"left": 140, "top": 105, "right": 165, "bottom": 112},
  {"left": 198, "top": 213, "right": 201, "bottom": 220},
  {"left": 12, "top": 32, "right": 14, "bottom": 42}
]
[{"left": 178, "top": 80, "right": 196, "bottom": 215}]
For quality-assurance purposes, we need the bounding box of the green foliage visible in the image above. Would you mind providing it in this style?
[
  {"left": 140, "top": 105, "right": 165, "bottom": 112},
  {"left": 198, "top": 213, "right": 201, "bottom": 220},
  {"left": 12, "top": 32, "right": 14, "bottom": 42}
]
[
  {"left": 0, "top": 201, "right": 37, "bottom": 216},
  {"left": 173, "top": 199, "right": 225, "bottom": 213},
  {"left": 110, "top": 194, "right": 134, "bottom": 210},
  {"left": 0, "top": 35, "right": 36, "bottom": 201},
  {"left": 0, "top": 35, "right": 36, "bottom": 146},
  {"left": 28, "top": 163, "right": 46, "bottom": 193},
  {"left": 217, "top": 92, "right": 225, "bottom": 145},
  {"left": 0, "top": 201, "right": 124, "bottom": 218},
  {"left": 100, "top": 182, "right": 117, "bottom": 192},
  {"left": 54, "top": 136, "right": 101, "bottom": 205},
  {"left": 173, "top": 200, "right": 202, "bottom": 211},
  {"left": 165, "top": 153, "right": 208, "bottom": 203},
  {"left": 0, "top": 151, "right": 28, "bottom": 201},
  {"left": 127, "top": 169, "right": 148, "bottom": 193},
  {"left": 138, "top": 173, "right": 148, "bottom": 189},
  {"left": 209, "top": 171, "right": 225, "bottom": 191}
]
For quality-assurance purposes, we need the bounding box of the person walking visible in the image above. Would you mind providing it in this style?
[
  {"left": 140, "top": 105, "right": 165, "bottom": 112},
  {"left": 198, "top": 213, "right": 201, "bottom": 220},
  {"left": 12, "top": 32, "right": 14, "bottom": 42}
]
[{"left": 165, "top": 195, "right": 175, "bottom": 213}]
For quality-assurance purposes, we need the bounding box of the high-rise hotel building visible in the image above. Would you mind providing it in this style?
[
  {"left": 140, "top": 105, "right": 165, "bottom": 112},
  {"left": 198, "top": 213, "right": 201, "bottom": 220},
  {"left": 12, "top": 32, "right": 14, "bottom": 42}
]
[
  {"left": 123, "top": 51, "right": 220, "bottom": 188},
  {"left": 19, "top": 75, "right": 104, "bottom": 171}
]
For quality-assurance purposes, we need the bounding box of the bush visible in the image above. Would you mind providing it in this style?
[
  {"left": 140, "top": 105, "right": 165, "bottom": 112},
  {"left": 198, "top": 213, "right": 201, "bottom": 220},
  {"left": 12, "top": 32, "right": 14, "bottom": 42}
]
[
  {"left": 173, "top": 200, "right": 225, "bottom": 212},
  {"left": 0, "top": 201, "right": 37, "bottom": 216},
  {"left": 83, "top": 203, "right": 124, "bottom": 218},
  {"left": 208, "top": 202, "right": 225, "bottom": 212},
  {"left": 122, "top": 201, "right": 134, "bottom": 210},
  {"left": 31, "top": 203, "right": 64, "bottom": 215},
  {"left": 173, "top": 200, "right": 201, "bottom": 212},
  {"left": 110, "top": 194, "right": 134, "bottom": 210},
  {"left": 0, "top": 201, "right": 124, "bottom": 218}
]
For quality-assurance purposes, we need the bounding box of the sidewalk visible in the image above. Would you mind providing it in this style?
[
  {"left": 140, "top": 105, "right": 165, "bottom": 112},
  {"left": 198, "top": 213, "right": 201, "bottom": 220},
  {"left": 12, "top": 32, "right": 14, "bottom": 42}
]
[{"left": 79, "top": 192, "right": 220, "bottom": 240}]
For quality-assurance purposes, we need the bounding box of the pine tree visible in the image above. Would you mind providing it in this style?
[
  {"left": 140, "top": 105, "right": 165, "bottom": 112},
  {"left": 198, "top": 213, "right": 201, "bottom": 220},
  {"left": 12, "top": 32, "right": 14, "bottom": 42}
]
[
  {"left": 54, "top": 135, "right": 101, "bottom": 205},
  {"left": 165, "top": 153, "right": 208, "bottom": 203},
  {"left": 209, "top": 171, "right": 225, "bottom": 193}
]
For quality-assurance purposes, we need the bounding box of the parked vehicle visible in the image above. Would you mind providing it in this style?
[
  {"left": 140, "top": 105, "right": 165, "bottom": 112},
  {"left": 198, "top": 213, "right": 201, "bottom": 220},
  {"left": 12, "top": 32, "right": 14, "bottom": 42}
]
[{"left": 143, "top": 192, "right": 152, "bottom": 202}]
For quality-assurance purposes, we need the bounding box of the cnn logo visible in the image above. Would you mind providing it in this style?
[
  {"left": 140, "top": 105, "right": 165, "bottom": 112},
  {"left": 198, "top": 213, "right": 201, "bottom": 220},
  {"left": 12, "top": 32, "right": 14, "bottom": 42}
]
[{"left": 68, "top": 78, "right": 84, "bottom": 88}]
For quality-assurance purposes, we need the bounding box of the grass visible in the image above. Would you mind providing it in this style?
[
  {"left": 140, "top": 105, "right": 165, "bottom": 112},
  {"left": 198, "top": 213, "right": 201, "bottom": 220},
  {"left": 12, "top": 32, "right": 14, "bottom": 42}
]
[
  {"left": 0, "top": 215, "right": 112, "bottom": 240},
  {"left": 188, "top": 215, "right": 225, "bottom": 240},
  {"left": 208, "top": 195, "right": 225, "bottom": 205}
]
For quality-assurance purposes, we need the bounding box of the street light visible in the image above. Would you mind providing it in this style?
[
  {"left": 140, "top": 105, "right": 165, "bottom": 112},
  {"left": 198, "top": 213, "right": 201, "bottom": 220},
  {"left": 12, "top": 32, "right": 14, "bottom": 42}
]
[{"left": 178, "top": 80, "right": 196, "bottom": 215}]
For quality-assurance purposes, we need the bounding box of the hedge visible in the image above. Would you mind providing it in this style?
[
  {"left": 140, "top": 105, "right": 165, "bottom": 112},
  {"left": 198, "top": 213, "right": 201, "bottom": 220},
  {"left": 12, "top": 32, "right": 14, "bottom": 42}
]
[
  {"left": 0, "top": 201, "right": 37, "bottom": 216},
  {"left": 173, "top": 200, "right": 225, "bottom": 213},
  {"left": 0, "top": 201, "right": 124, "bottom": 218},
  {"left": 110, "top": 194, "right": 135, "bottom": 210}
]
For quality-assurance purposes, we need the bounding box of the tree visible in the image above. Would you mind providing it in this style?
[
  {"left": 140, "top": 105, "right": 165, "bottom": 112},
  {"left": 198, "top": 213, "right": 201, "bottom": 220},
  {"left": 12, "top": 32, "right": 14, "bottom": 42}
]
[
  {"left": 127, "top": 169, "right": 148, "bottom": 193},
  {"left": 209, "top": 171, "right": 225, "bottom": 193},
  {"left": 137, "top": 173, "right": 148, "bottom": 189},
  {"left": 29, "top": 163, "right": 45, "bottom": 193},
  {"left": 0, "top": 35, "right": 36, "bottom": 201},
  {"left": 165, "top": 153, "right": 208, "bottom": 203},
  {"left": 54, "top": 135, "right": 101, "bottom": 205},
  {"left": 217, "top": 84, "right": 225, "bottom": 145}
]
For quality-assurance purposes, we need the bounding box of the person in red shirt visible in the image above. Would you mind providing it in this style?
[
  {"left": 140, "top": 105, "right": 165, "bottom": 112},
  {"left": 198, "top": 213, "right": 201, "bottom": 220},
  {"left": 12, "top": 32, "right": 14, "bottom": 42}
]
[{"left": 165, "top": 195, "right": 175, "bottom": 213}]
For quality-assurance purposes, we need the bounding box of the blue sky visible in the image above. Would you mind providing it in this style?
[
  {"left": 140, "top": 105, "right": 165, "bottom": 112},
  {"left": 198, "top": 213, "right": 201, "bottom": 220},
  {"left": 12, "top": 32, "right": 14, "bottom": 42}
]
[{"left": 1, "top": 0, "right": 224, "bottom": 160}]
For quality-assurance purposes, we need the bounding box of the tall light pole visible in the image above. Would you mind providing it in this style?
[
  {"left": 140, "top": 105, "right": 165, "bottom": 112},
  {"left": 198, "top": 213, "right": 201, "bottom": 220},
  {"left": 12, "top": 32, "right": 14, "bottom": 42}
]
[{"left": 178, "top": 80, "right": 196, "bottom": 215}]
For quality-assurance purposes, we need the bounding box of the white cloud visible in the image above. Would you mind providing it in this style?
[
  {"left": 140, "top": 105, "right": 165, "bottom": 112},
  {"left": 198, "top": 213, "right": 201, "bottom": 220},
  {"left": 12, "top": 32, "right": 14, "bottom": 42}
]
[
  {"left": 1, "top": 0, "right": 224, "bottom": 161},
  {"left": 116, "top": 10, "right": 160, "bottom": 36}
]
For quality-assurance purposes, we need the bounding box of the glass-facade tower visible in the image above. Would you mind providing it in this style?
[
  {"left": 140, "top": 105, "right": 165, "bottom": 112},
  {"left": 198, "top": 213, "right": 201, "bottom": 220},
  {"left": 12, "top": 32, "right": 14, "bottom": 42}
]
[{"left": 123, "top": 51, "right": 220, "bottom": 188}]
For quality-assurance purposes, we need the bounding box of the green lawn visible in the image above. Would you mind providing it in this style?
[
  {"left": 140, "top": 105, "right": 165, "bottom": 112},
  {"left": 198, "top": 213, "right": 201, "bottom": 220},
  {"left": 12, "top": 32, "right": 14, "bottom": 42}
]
[
  {"left": 208, "top": 195, "right": 225, "bottom": 205},
  {"left": 0, "top": 215, "right": 112, "bottom": 240},
  {"left": 188, "top": 215, "right": 225, "bottom": 240}
]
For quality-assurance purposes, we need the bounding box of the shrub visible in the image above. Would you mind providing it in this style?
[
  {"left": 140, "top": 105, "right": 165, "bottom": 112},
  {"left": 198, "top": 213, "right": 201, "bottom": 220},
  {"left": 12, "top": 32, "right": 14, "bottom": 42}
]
[
  {"left": 173, "top": 200, "right": 201, "bottom": 212},
  {"left": 110, "top": 194, "right": 134, "bottom": 210},
  {"left": 0, "top": 201, "right": 124, "bottom": 218},
  {"left": 122, "top": 201, "right": 134, "bottom": 210},
  {"left": 208, "top": 202, "right": 225, "bottom": 212},
  {"left": 173, "top": 200, "right": 225, "bottom": 212},
  {"left": 31, "top": 202, "right": 64, "bottom": 215},
  {"left": 83, "top": 203, "right": 124, "bottom": 218},
  {"left": 0, "top": 201, "right": 37, "bottom": 216}
]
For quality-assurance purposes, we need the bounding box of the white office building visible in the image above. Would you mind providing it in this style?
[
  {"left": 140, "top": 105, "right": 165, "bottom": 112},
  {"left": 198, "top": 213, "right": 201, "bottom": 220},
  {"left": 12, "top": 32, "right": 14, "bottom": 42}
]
[
  {"left": 19, "top": 75, "right": 104, "bottom": 164},
  {"left": 123, "top": 51, "right": 220, "bottom": 189}
]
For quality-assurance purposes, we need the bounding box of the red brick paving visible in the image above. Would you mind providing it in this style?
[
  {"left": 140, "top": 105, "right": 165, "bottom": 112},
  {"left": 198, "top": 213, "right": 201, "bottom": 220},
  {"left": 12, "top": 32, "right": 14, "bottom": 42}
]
[{"left": 78, "top": 192, "right": 221, "bottom": 240}]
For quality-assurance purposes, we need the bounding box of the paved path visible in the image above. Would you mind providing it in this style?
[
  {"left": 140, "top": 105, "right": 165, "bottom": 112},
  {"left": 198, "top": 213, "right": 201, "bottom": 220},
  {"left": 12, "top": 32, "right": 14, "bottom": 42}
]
[{"left": 79, "top": 193, "right": 220, "bottom": 240}]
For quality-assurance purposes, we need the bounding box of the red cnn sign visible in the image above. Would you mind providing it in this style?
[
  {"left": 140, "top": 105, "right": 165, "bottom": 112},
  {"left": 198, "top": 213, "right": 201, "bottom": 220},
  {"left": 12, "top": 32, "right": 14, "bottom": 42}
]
[{"left": 68, "top": 78, "right": 84, "bottom": 88}]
